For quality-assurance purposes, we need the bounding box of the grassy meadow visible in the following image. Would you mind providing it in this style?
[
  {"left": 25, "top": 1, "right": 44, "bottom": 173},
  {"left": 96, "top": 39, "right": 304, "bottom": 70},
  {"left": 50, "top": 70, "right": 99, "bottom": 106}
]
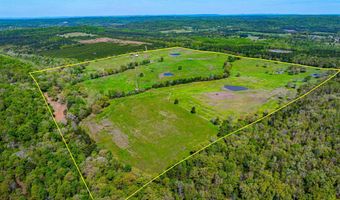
[
  {"left": 61, "top": 47, "right": 325, "bottom": 174},
  {"left": 82, "top": 93, "right": 218, "bottom": 174},
  {"left": 80, "top": 48, "right": 227, "bottom": 96}
]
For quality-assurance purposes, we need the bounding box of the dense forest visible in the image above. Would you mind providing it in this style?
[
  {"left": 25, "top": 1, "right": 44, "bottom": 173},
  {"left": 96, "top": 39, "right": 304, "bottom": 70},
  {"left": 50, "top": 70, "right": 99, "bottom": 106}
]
[
  {"left": 1, "top": 15, "right": 339, "bottom": 66},
  {"left": 0, "top": 15, "right": 339, "bottom": 199}
]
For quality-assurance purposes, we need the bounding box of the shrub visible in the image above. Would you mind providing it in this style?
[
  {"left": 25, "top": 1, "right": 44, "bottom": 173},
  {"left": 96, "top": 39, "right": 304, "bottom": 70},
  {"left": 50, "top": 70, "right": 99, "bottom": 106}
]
[
  {"left": 191, "top": 106, "right": 196, "bottom": 114},
  {"left": 210, "top": 117, "right": 221, "bottom": 125}
]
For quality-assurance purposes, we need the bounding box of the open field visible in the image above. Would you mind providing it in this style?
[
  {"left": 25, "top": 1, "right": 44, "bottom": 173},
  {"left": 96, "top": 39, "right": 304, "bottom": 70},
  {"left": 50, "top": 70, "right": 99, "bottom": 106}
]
[
  {"left": 58, "top": 32, "right": 96, "bottom": 38},
  {"left": 76, "top": 47, "right": 321, "bottom": 99},
  {"left": 82, "top": 93, "right": 218, "bottom": 174},
  {"left": 40, "top": 43, "right": 147, "bottom": 61},
  {"left": 79, "top": 48, "right": 227, "bottom": 97},
  {"left": 49, "top": 47, "right": 324, "bottom": 174},
  {"left": 78, "top": 37, "right": 150, "bottom": 45}
]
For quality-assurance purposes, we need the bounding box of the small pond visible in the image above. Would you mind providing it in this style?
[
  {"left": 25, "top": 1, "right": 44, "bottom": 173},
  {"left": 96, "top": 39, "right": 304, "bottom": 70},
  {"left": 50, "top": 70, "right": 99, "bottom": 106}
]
[
  {"left": 163, "top": 72, "right": 174, "bottom": 77},
  {"left": 224, "top": 85, "right": 248, "bottom": 91},
  {"left": 170, "top": 53, "right": 181, "bottom": 57},
  {"left": 311, "top": 73, "right": 321, "bottom": 78}
]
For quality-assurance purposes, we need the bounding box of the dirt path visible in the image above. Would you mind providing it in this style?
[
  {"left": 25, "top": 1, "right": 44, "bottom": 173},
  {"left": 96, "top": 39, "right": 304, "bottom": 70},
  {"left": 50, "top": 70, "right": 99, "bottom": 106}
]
[
  {"left": 44, "top": 93, "right": 67, "bottom": 123},
  {"left": 15, "top": 177, "right": 27, "bottom": 195}
]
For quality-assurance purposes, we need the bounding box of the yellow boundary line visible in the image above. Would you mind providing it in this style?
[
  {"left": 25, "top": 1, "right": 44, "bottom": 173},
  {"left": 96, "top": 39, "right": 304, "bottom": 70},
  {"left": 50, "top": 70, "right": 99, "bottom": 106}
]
[
  {"left": 28, "top": 46, "right": 339, "bottom": 200},
  {"left": 29, "top": 73, "right": 95, "bottom": 200},
  {"left": 125, "top": 70, "right": 339, "bottom": 199}
]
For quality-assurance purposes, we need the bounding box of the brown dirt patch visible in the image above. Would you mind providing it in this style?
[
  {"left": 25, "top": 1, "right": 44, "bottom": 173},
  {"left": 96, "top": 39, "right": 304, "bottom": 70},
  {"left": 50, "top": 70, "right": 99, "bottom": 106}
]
[
  {"left": 201, "top": 88, "right": 290, "bottom": 115},
  {"left": 84, "top": 118, "right": 129, "bottom": 149},
  {"left": 15, "top": 177, "right": 27, "bottom": 195},
  {"left": 58, "top": 32, "right": 96, "bottom": 38},
  {"left": 209, "top": 65, "right": 215, "bottom": 71},
  {"left": 205, "top": 91, "right": 235, "bottom": 100},
  {"left": 44, "top": 93, "right": 67, "bottom": 123},
  {"left": 79, "top": 37, "right": 150, "bottom": 45}
]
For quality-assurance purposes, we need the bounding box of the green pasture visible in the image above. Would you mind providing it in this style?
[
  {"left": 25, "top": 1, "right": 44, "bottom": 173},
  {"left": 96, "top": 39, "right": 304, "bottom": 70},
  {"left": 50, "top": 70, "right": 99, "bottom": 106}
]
[
  {"left": 80, "top": 48, "right": 227, "bottom": 96},
  {"left": 77, "top": 47, "right": 323, "bottom": 174},
  {"left": 82, "top": 93, "right": 218, "bottom": 174}
]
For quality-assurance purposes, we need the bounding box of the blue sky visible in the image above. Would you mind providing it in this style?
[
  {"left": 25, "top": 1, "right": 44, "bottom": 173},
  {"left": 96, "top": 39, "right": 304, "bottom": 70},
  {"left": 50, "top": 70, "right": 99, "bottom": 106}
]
[{"left": 0, "top": 0, "right": 339, "bottom": 18}]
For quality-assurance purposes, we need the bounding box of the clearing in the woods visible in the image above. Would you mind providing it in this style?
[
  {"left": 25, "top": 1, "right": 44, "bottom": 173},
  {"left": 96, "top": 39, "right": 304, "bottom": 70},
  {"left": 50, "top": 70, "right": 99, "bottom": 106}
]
[{"left": 32, "top": 47, "right": 333, "bottom": 174}]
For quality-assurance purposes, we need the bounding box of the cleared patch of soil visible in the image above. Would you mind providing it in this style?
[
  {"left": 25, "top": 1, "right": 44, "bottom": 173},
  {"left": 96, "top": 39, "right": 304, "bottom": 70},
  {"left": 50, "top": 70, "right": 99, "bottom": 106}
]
[
  {"left": 268, "top": 49, "right": 292, "bottom": 54},
  {"left": 202, "top": 88, "right": 290, "bottom": 114},
  {"left": 15, "top": 177, "right": 27, "bottom": 195},
  {"left": 79, "top": 37, "right": 150, "bottom": 45},
  {"left": 58, "top": 32, "right": 96, "bottom": 38},
  {"left": 205, "top": 92, "right": 235, "bottom": 100},
  {"left": 209, "top": 65, "right": 215, "bottom": 71},
  {"left": 44, "top": 93, "right": 67, "bottom": 123},
  {"left": 85, "top": 118, "right": 129, "bottom": 149}
]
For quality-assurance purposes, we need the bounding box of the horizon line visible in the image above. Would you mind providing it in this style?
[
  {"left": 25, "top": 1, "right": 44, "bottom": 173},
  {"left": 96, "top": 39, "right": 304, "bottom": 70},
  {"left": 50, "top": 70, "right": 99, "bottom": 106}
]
[{"left": 1, "top": 13, "right": 339, "bottom": 20}]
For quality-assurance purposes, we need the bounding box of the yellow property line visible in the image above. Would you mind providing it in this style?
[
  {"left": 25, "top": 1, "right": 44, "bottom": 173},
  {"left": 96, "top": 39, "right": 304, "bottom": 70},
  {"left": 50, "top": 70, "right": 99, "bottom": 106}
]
[
  {"left": 29, "top": 72, "right": 95, "bottom": 200},
  {"left": 28, "top": 46, "right": 339, "bottom": 199},
  {"left": 125, "top": 69, "right": 340, "bottom": 199}
]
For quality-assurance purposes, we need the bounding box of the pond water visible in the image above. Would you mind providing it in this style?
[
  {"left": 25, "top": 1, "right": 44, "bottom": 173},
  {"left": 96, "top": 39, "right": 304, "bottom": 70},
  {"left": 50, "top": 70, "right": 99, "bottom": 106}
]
[
  {"left": 311, "top": 73, "right": 321, "bottom": 78},
  {"left": 224, "top": 85, "right": 248, "bottom": 91},
  {"left": 163, "top": 72, "right": 174, "bottom": 77},
  {"left": 170, "top": 53, "right": 181, "bottom": 57}
]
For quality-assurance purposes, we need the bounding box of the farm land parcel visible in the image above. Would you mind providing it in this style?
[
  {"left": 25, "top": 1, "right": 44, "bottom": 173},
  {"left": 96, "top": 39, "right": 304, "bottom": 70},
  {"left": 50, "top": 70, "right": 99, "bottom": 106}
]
[{"left": 35, "top": 47, "right": 329, "bottom": 175}]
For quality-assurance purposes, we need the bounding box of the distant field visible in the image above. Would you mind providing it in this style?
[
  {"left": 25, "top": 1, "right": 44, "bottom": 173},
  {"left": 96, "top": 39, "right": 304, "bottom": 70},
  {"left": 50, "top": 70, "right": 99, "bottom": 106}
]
[
  {"left": 79, "top": 48, "right": 227, "bottom": 97},
  {"left": 55, "top": 47, "right": 323, "bottom": 174},
  {"left": 40, "top": 42, "right": 147, "bottom": 61},
  {"left": 58, "top": 32, "right": 96, "bottom": 38}
]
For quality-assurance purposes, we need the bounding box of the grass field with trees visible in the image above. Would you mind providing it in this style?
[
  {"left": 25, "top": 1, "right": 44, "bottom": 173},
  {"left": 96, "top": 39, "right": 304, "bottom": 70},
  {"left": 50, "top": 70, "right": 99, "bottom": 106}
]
[
  {"left": 35, "top": 47, "right": 328, "bottom": 175},
  {"left": 0, "top": 15, "right": 339, "bottom": 199}
]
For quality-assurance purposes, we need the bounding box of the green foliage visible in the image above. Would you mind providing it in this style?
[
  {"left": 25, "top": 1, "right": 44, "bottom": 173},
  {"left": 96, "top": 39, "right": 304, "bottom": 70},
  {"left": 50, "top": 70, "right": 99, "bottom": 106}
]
[
  {"left": 135, "top": 77, "right": 340, "bottom": 199},
  {"left": 190, "top": 106, "right": 196, "bottom": 114},
  {"left": 0, "top": 55, "right": 145, "bottom": 199},
  {"left": 210, "top": 117, "right": 221, "bottom": 126},
  {"left": 0, "top": 16, "right": 339, "bottom": 199},
  {"left": 287, "top": 65, "right": 306, "bottom": 75},
  {"left": 40, "top": 43, "right": 146, "bottom": 61}
]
